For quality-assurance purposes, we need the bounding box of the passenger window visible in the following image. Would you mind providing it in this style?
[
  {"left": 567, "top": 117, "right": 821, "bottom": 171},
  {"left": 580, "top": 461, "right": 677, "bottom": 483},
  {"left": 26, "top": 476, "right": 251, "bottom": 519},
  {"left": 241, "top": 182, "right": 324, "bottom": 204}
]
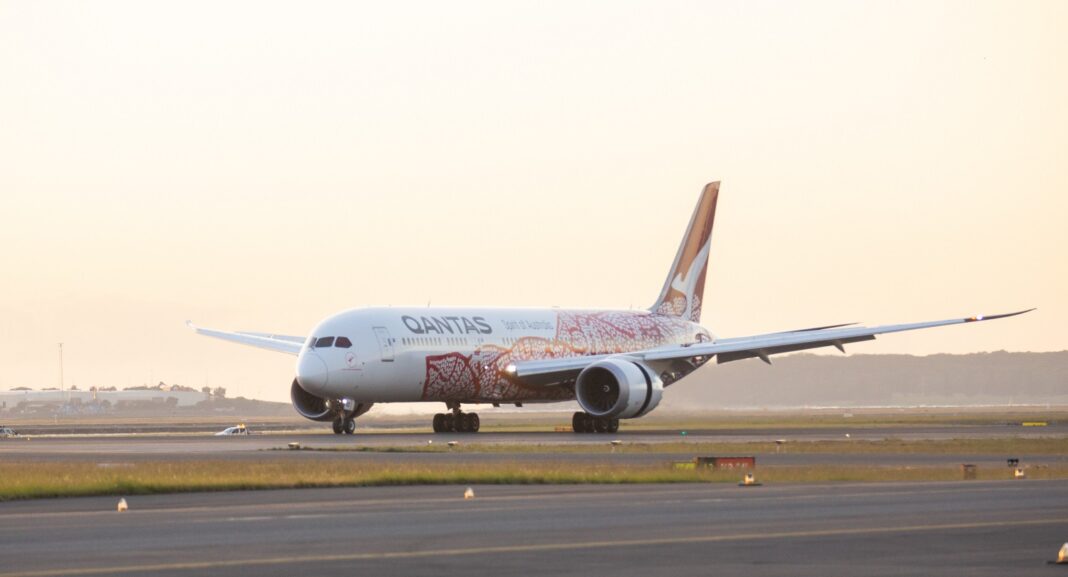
[
  {"left": 335, "top": 337, "right": 352, "bottom": 348},
  {"left": 315, "top": 336, "right": 335, "bottom": 348}
]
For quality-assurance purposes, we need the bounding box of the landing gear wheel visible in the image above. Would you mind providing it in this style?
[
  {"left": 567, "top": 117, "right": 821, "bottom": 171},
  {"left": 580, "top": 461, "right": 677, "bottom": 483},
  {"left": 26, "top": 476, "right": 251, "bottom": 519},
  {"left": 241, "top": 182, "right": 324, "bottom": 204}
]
[
  {"left": 572, "top": 412, "right": 586, "bottom": 434},
  {"left": 607, "top": 418, "right": 620, "bottom": 433},
  {"left": 432, "top": 413, "right": 445, "bottom": 433},
  {"left": 454, "top": 413, "right": 467, "bottom": 433},
  {"left": 468, "top": 413, "right": 480, "bottom": 433},
  {"left": 332, "top": 418, "right": 344, "bottom": 435},
  {"left": 573, "top": 412, "right": 600, "bottom": 433},
  {"left": 594, "top": 418, "right": 608, "bottom": 433},
  {"left": 443, "top": 413, "right": 455, "bottom": 433},
  {"left": 343, "top": 418, "right": 356, "bottom": 435}
]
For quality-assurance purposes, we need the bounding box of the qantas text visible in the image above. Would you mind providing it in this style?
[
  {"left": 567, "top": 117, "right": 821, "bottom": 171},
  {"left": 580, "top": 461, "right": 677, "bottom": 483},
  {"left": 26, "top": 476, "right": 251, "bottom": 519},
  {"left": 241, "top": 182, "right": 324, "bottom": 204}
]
[{"left": 401, "top": 315, "right": 493, "bottom": 335}]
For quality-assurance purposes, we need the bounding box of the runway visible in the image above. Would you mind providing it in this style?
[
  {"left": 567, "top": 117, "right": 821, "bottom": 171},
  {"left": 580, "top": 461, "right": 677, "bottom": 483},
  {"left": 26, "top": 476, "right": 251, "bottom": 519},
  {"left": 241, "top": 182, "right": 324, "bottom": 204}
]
[
  {"left": 3, "top": 424, "right": 1066, "bottom": 468},
  {"left": 2, "top": 437, "right": 1067, "bottom": 471},
  {"left": 1, "top": 481, "right": 1066, "bottom": 576}
]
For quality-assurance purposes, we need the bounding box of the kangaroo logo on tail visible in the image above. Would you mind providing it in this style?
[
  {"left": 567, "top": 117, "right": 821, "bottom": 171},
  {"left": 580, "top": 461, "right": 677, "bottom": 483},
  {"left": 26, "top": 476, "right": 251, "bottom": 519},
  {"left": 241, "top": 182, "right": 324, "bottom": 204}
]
[{"left": 651, "top": 182, "right": 719, "bottom": 323}]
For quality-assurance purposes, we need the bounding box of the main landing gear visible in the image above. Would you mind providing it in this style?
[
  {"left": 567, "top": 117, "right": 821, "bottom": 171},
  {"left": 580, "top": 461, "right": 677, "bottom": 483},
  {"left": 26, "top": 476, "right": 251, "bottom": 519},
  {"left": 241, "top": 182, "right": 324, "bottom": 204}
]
[
  {"left": 572, "top": 411, "right": 619, "bottom": 434},
  {"left": 433, "top": 402, "right": 480, "bottom": 433},
  {"left": 332, "top": 416, "right": 356, "bottom": 435}
]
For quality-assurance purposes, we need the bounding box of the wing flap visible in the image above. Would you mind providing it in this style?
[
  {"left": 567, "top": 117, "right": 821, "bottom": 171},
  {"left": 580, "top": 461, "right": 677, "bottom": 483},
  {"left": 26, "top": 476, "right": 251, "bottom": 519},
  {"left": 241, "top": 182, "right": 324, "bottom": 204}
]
[{"left": 716, "top": 335, "right": 875, "bottom": 364}]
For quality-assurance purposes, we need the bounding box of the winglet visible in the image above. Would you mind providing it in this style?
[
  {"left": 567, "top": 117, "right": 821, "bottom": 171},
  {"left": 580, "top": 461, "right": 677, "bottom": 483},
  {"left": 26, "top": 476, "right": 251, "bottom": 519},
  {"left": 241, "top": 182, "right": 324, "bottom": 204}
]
[{"left": 965, "top": 308, "right": 1035, "bottom": 323}]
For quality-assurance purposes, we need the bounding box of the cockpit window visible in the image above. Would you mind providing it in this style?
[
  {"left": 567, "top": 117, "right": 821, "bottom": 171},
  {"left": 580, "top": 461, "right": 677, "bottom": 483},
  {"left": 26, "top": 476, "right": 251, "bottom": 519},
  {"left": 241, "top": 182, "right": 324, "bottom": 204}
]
[
  {"left": 335, "top": 337, "right": 352, "bottom": 348},
  {"left": 315, "top": 336, "right": 335, "bottom": 348}
]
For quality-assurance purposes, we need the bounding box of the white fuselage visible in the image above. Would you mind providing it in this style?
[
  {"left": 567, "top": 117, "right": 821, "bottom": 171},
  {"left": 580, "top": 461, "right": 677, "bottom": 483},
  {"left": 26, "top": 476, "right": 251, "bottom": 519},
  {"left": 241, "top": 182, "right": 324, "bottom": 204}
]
[{"left": 295, "top": 307, "right": 711, "bottom": 405}]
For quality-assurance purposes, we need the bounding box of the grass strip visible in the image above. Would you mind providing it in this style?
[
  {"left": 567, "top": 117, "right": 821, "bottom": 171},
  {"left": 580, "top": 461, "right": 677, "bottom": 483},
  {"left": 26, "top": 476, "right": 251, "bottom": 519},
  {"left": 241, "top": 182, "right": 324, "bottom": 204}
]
[{"left": 2, "top": 460, "right": 1067, "bottom": 502}]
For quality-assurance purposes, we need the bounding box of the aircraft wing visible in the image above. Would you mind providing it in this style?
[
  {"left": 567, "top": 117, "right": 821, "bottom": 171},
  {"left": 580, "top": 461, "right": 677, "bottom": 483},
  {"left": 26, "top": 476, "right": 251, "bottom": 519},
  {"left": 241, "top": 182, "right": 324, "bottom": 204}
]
[
  {"left": 187, "top": 321, "right": 304, "bottom": 355},
  {"left": 508, "top": 309, "right": 1034, "bottom": 386}
]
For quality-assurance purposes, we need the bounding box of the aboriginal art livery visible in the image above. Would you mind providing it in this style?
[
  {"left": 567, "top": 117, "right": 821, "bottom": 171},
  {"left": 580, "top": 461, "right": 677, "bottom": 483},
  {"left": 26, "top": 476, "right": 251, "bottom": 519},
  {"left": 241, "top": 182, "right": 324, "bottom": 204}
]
[{"left": 191, "top": 181, "right": 1032, "bottom": 435}]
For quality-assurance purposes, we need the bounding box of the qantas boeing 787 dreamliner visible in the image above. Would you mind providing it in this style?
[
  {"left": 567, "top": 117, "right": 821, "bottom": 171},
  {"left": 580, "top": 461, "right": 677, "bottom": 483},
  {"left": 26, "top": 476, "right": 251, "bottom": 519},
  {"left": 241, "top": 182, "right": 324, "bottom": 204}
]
[{"left": 190, "top": 182, "right": 1031, "bottom": 435}]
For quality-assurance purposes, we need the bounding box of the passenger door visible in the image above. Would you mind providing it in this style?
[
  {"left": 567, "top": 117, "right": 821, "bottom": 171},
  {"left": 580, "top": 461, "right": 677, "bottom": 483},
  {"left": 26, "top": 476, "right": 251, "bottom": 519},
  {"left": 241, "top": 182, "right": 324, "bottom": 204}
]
[{"left": 372, "top": 326, "right": 394, "bottom": 362}]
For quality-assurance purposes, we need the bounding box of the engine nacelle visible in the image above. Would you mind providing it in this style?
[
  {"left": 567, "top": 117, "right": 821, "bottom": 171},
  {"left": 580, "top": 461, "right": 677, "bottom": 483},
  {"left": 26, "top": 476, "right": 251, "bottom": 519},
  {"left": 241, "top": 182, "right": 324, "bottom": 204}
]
[
  {"left": 575, "top": 358, "right": 663, "bottom": 419},
  {"left": 291, "top": 378, "right": 332, "bottom": 421},
  {"left": 290, "top": 379, "right": 373, "bottom": 422}
]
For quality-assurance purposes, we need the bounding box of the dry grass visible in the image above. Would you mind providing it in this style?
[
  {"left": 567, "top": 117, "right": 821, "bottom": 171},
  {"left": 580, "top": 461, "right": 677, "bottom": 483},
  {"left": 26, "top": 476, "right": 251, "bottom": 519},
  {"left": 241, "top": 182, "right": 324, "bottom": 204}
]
[
  {"left": 2, "top": 460, "right": 1067, "bottom": 502},
  {"left": 0, "top": 460, "right": 708, "bottom": 501}
]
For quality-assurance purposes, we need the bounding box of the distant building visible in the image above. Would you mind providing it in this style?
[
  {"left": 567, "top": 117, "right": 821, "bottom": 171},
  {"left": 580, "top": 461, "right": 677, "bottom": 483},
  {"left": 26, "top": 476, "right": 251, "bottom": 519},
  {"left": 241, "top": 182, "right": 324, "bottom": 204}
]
[{"left": 0, "top": 383, "right": 209, "bottom": 415}]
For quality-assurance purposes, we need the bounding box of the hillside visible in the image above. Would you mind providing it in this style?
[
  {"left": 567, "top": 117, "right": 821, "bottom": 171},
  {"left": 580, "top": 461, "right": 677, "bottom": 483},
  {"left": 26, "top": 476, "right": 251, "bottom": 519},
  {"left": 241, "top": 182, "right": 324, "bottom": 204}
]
[{"left": 662, "top": 351, "right": 1068, "bottom": 409}]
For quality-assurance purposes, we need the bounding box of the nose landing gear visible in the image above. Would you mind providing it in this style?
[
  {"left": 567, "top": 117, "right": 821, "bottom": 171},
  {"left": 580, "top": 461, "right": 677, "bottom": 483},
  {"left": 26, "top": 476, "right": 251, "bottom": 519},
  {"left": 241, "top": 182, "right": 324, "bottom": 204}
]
[{"left": 432, "top": 402, "right": 480, "bottom": 433}]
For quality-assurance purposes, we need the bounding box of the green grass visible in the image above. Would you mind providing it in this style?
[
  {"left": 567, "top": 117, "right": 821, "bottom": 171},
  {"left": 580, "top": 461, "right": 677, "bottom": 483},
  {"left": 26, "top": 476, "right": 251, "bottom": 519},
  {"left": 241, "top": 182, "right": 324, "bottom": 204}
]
[{"left": 2, "top": 460, "right": 1067, "bottom": 501}]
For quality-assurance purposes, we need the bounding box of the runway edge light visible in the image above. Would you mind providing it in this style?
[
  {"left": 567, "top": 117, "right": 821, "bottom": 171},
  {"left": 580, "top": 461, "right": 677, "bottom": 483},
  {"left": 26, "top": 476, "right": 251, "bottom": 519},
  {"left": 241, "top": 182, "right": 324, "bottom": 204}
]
[
  {"left": 464, "top": 487, "right": 475, "bottom": 500},
  {"left": 739, "top": 473, "right": 762, "bottom": 487},
  {"left": 117, "top": 498, "right": 128, "bottom": 512},
  {"left": 1057, "top": 543, "right": 1068, "bottom": 564}
]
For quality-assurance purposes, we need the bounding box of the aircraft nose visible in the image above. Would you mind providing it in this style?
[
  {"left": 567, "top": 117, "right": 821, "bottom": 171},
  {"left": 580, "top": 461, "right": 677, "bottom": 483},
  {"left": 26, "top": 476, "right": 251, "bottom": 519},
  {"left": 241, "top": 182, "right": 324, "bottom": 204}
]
[{"left": 296, "top": 351, "right": 330, "bottom": 393}]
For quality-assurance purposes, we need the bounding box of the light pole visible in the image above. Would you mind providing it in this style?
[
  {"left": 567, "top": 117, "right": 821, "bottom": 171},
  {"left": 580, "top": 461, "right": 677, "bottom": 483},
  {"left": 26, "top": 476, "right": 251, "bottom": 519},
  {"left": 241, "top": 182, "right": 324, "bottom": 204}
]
[{"left": 58, "top": 342, "right": 64, "bottom": 392}]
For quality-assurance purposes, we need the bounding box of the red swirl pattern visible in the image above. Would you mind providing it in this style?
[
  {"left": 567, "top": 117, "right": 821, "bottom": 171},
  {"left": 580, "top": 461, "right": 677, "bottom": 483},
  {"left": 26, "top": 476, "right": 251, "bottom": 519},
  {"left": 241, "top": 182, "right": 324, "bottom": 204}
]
[{"left": 421, "top": 311, "right": 703, "bottom": 402}]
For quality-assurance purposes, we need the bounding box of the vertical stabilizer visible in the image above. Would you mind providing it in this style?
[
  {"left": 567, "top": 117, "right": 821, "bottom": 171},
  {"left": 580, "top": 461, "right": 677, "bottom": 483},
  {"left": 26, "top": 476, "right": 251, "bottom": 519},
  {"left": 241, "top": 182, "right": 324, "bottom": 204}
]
[{"left": 650, "top": 182, "right": 719, "bottom": 323}]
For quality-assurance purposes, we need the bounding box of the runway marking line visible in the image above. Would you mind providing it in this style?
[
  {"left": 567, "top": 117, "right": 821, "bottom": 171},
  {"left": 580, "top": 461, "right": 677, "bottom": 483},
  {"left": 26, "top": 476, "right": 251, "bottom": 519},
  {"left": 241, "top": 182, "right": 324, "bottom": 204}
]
[{"left": 3, "top": 517, "right": 1066, "bottom": 577}]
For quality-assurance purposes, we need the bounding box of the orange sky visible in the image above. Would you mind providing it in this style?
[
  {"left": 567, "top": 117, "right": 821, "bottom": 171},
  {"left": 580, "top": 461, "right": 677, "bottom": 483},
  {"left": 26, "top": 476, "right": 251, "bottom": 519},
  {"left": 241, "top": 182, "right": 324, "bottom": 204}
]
[{"left": 1, "top": 1, "right": 1064, "bottom": 402}]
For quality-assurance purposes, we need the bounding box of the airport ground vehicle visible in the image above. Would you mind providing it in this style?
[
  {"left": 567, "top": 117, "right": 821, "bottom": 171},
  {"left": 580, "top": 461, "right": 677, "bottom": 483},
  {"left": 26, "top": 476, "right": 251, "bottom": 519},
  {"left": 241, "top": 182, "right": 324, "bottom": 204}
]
[{"left": 214, "top": 424, "right": 249, "bottom": 436}]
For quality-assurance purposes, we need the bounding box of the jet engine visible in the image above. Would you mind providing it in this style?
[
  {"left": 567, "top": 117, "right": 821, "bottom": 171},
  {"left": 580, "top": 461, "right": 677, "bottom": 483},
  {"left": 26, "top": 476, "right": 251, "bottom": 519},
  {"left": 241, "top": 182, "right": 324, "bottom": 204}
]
[
  {"left": 574, "top": 358, "right": 663, "bottom": 419},
  {"left": 290, "top": 379, "right": 372, "bottom": 422}
]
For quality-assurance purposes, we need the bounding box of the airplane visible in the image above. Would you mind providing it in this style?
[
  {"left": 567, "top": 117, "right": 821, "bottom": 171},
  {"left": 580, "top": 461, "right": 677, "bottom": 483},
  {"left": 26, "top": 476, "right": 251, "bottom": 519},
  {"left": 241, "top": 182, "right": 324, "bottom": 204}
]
[{"left": 189, "top": 182, "right": 1032, "bottom": 435}]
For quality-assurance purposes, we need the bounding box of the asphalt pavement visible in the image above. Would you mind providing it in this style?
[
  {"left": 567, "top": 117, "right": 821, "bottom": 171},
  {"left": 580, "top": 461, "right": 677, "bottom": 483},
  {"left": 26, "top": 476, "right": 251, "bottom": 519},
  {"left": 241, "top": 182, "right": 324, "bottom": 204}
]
[{"left": 1, "top": 481, "right": 1066, "bottom": 576}]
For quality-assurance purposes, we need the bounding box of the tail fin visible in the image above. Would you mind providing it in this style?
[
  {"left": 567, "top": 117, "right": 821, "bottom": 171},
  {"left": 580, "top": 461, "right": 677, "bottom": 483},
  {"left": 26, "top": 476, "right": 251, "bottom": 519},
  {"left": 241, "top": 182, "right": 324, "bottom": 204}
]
[{"left": 650, "top": 182, "right": 719, "bottom": 323}]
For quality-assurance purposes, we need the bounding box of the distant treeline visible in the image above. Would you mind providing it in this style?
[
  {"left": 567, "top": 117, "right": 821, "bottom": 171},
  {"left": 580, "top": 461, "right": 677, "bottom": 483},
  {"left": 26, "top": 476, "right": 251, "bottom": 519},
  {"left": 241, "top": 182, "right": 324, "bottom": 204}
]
[{"left": 663, "top": 351, "right": 1068, "bottom": 409}]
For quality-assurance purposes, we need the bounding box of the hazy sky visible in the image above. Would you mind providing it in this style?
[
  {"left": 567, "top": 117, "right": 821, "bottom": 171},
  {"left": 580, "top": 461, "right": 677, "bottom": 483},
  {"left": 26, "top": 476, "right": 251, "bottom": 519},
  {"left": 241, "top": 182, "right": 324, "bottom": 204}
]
[{"left": 1, "top": 1, "right": 1065, "bottom": 403}]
